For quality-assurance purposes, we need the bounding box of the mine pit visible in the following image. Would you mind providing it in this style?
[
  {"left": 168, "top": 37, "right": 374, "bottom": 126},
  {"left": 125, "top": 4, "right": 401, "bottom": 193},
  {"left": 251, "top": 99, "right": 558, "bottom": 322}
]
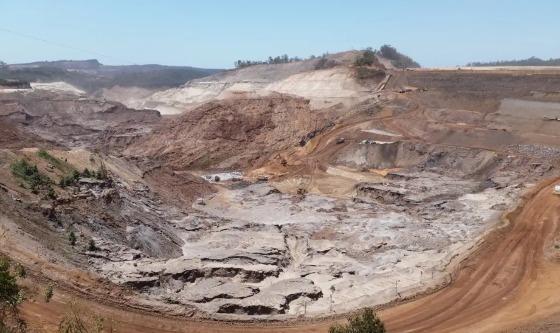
[
  {"left": 87, "top": 140, "right": 527, "bottom": 319},
  {"left": 3, "top": 53, "right": 560, "bottom": 332}
]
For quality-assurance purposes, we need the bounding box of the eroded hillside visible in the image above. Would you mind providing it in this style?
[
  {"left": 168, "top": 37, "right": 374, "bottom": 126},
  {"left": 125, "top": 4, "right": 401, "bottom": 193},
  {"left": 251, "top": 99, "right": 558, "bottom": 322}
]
[{"left": 1, "top": 52, "right": 560, "bottom": 332}]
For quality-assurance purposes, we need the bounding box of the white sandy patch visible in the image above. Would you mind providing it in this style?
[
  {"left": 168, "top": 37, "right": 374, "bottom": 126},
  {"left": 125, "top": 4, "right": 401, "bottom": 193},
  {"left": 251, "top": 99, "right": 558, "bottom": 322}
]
[{"left": 361, "top": 128, "right": 402, "bottom": 137}]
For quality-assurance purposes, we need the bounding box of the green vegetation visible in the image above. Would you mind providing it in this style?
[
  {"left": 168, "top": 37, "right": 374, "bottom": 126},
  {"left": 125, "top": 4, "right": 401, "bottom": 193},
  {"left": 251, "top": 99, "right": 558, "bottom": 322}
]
[
  {"left": 36, "top": 150, "right": 72, "bottom": 173},
  {"left": 314, "top": 54, "right": 338, "bottom": 70},
  {"left": 44, "top": 284, "right": 54, "bottom": 303},
  {"left": 0, "top": 258, "right": 25, "bottom": 333},
  {"left": 10, "top": 159, "right": 51, "bottom": 193},
  {"left": 87, "top": 239, "right": 97, "bottom": 252},
  {"left": 0, "top": 259, "right": 20, "bottom": 309},
  {"left": 234, "top": 54, "right": 304, "bottom": 69},
  {"left": 467, "top": 56, "right": 560, "bottom": 67},
  {"left": 37, "top": 149, "right": 61, "bottom": 168},
  {"left": 95, "top": 161, "right": 108, "bottom": 180},
  {"left": 379, "top": 44, "right": 420, "bottom": 69},
  {"left": 355, "top": 67, "right": 385, "bottom": 80},
  {"left": 354, "top": 45, "right": 419, "bottom": 69},
  {"left": 355, "top": 48, "right": 378, "bottom": 66},
  {"left": 68, "top": 232, "right": 77, "bottom": 246},
  {"left": 59, "top": 170, "right": 81, "bottom": 188},
  {"left": 46, "top": 186, "right": 57, "bottom": 200},
  {"left": 329, "top": 308, "right": 386, "bottom": 333},
  {"left": 81, "top": 168, "right": 92, "bottom": 178},
  {"left": 59, "top": 161, "right": 108, "bottom": 188}
]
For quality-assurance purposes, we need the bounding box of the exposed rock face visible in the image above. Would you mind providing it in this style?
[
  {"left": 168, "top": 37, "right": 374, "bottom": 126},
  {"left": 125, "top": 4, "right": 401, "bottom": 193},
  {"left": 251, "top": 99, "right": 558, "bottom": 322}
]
[{"left": 0, "top": 89, "right": 161, "bottom": 147}]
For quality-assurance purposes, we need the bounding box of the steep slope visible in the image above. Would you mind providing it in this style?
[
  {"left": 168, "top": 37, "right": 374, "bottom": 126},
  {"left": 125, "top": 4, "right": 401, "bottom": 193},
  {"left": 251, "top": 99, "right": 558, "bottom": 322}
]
[
  {"left": 128, "top": 51, "right": 386, "bottom": 114},
  {"left": 125, "top": 94, "right": 337, "bottom": 170}
]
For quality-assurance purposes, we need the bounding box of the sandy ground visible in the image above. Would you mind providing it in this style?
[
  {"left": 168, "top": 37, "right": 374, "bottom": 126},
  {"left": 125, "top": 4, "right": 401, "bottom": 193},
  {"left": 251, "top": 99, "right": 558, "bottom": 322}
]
[{"left": 15, "top": 177, "right": 560, "bottom": 333}]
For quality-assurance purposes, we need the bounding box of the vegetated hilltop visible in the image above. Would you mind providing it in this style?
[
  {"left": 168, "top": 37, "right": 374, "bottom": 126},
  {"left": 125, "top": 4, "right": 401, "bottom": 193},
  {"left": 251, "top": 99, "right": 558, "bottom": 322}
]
[
  {"left": 467, "top": 56, "right": 560, "bottom": 67},
  {"left": 0, "top": 59, "right": 222, "bottom": 93},
  {"left": 377, "top": 44, "right": 420, "bottom": 69}
]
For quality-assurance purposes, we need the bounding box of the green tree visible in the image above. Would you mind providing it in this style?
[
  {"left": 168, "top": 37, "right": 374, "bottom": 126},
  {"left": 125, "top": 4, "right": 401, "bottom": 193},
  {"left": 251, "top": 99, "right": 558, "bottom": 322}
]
[
  {"left": 0, "top": 259, "right": 20, "bottom": 308},
  {"left": 329, "top": 308, "right": 386, "bottom": 333},
  {"left": 355, "top": 48, "right": 377, "bottom": 66},
  {"left": 10, "top": 159, "right": 51, "bottom": 192}
]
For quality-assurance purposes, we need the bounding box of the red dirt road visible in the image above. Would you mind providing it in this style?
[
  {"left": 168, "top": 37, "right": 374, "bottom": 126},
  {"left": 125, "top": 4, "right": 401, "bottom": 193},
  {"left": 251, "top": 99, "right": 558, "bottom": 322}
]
[{"left": 19, "top": 179, "right": 560, "bottom": 333}]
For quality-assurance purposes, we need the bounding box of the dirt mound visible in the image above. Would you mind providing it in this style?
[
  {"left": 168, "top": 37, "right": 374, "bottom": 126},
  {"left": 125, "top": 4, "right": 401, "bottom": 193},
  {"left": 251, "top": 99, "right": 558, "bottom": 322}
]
[{"left": 125, "top": 94, "right": 336, "bottom": 170}]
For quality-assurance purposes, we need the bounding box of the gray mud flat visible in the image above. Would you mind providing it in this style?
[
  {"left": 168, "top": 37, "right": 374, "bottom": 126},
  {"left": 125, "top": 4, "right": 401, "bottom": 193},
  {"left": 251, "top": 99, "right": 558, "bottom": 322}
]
[{"left": 94, "top": 173, "right": 520, "bottom": 320}]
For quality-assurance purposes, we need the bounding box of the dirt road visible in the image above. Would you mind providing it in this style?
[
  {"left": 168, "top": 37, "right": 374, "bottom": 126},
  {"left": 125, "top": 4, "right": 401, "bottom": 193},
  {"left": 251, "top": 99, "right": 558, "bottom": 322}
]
[
  {"left": 381, "top": 178, "right": 560, "bottom": 333},
  {"left": 18, "top": 179, "right": 560, "bottom": 332}
]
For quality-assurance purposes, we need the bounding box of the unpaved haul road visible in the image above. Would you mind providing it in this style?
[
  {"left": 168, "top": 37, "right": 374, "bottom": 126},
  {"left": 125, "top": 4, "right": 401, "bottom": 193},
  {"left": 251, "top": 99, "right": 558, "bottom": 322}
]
[{"left": 20, "top": 179, "right": 560, "bottom": 333}]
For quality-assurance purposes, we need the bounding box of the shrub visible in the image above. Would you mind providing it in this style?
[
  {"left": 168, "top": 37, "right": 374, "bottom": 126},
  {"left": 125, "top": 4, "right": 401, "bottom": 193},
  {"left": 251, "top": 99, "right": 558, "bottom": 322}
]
[
  {"left": 94, "top": 161, "right": 108, "bottom": 180},
  {"left": 234, "top": 54, "right": 304, "bottom": 68},
  {"left": 44, "top": 284, "right": 54, "bottom": 303},
  {"left": 36, "top": 150, "right": 67, "bottom": 171},
  {"left": 81, "top": 168, "right": 91, "bottom": 178},
  {"left": 314, "top": 56, "right": 338, "bottom": 70},
  {"left": 68, "top": 232, "right": 77, "bottom": 246},
  {"left": 87, "top": 239, "right": 97, "bottom": 252},
  {"left": 355, "top": 67, "right": 385, "bottom": 80},
  {"left": 379, "top": 44, "right": 420, "bottom": 69},
  {"left": 0, "top": 258, "right": 20, "bottom": 308},
  {"left": 59, "top": 170, "right": 81, "bottom": 188},
  {"left": 355, "top": 48, "right": 377, "bottom": 66},
  {"left": 329, "top": 308, "right": 386, "bottom": 333},
  {"left": 10, "top": 159, "right": 51, "bottom": 192},
  {"left": 45, "top": 186, "right": 57, "bottom": 200}
]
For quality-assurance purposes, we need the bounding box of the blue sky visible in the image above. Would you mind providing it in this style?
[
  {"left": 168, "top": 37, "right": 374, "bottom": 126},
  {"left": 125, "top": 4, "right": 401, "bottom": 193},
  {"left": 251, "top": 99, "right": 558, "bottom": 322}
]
[{"left": 1, "top": 0, "right": 559, "bottom": 68}]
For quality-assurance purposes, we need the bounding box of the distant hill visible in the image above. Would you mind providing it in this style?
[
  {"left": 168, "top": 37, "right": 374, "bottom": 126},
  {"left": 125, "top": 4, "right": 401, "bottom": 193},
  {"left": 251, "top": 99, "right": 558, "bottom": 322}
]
[
  {"left": 0, "top": 59, "right": 222, "bottom": 93},
  {"left": 467, "top": 56, "right": 560, "bottom": 67}
]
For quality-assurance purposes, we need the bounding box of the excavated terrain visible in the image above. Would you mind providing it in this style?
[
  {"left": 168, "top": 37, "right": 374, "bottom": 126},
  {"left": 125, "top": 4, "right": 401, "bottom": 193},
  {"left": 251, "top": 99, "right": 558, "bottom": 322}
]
[{"left": 1, "top": 58, "right": 560, "bottom": 332}]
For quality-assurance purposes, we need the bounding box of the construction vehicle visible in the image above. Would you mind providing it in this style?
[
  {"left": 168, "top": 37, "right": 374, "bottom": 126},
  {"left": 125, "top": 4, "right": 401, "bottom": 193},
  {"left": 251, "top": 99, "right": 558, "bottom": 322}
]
[{"left": 554, "top": 185, "right": 560, "bottom": 195}]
